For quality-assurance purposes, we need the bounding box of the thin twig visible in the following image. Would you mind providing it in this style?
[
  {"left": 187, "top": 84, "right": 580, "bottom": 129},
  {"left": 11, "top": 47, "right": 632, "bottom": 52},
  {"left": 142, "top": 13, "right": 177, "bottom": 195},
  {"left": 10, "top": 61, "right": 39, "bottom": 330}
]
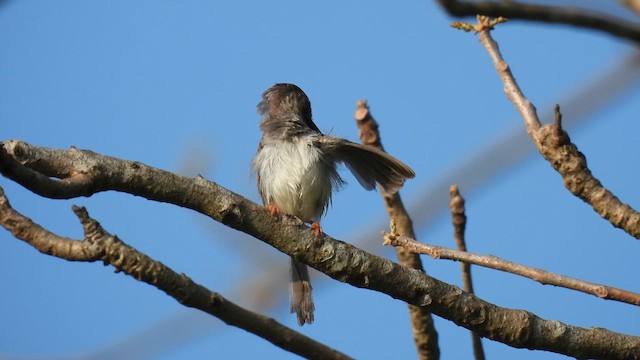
[
  {"left": 0, "top": 186, "right": 353, "bottom": 360},
  {"left": 448, "top": 185, "right": 484, "bottom": 360},
  {"left": 2, "top": 140, "right": 640, "bottom": 359},
  {"left": 449, "top": 185, "right": 471, "bottom": 292},
  {"left": 354, "top": 101, "right": 439, "bottom": 360},
  {"left": 383, "top": 230, "right": 640, "bottom": 307},
  {"left": 451, "top": 16, "right": 640, "bottom": 240},
  {"left": 438, "top": 0, "right": 640, "bottom": 43}
]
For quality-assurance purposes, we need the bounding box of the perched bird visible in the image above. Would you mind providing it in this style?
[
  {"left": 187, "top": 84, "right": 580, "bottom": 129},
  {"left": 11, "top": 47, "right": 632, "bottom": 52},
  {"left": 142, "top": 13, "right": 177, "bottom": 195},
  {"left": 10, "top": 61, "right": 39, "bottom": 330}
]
[{"left": 252, "top": 83, "right": 415, "bottom": 326}]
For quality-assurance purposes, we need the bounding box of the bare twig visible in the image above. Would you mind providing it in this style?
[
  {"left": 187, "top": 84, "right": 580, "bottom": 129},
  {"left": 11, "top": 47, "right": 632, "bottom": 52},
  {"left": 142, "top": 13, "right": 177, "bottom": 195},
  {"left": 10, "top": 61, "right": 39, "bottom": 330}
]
[
  {"left": 0, "top": 186, "right": 353, "bottom": 360},
  {"left": 438, "top": 0, "right": 640, "bottom": 43},
  {"left": 452, "top": 16, "right": 640, "bottom": 240},
  {"left": 448, "top": 185, "right": 484, "bottom": 360},
  {"left": 383, "top": 230, "right": 640, "bottom": 307},
  {"left": 354, "top": 101, "right": 439, "bottom": 360},
  {"left": 2, "top": 140, "right": 640, "bottom": 359},
  {"left": 449, "top": 185, "right": 471, "bottom": 292}
]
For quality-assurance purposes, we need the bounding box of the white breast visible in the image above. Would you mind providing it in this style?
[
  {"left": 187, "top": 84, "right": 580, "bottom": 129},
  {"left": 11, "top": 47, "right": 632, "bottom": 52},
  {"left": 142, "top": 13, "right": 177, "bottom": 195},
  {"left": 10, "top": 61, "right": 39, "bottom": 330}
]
[{"left": 253, "top": 137, "right": 333, "bottom": 221}]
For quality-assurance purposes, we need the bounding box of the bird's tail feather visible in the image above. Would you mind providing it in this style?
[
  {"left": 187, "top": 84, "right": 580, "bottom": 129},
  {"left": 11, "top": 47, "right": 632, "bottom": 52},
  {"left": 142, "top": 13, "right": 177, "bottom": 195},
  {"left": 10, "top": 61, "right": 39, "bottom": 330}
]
[{"left": 289, "top": 257, "right": 314, "bottom": 326}]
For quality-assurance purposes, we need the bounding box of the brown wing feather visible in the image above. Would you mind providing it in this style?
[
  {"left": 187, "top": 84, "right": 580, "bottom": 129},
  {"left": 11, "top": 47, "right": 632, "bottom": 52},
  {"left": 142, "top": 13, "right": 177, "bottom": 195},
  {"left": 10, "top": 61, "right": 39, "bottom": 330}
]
[{"left": 317, "top": 136, "right": 415, "bottom": 193}]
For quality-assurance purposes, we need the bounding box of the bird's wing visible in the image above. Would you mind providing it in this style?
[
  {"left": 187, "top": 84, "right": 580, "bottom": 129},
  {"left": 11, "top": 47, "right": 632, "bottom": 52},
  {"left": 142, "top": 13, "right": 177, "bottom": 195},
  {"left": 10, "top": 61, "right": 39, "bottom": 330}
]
[{"left": 317, "top": 136, "right": 415, "bottom": 193}]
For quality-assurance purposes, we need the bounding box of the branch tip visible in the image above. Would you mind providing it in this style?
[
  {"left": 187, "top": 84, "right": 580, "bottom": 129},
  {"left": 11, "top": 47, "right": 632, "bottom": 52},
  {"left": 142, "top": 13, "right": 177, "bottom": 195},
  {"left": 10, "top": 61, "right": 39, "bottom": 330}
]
[
  {"left": 354, "top": 101, "right": 370, "bottom": 122},
  {"left": 71, "top": 205, "right": 88, "bottom": 220},
  {"left": 553, "top": 104, "right": 563, "bottom": 129},
  {"left": 383, "top": 220, "right": 399, "bottom": 245},
  {"left": 451, "top": 15, "right": 507, "bottom": 34},
  {"left": 356, "top": 99, "right": 368, "bottom": 109},
  {"left": 382, "top": 232, "right": 393, "bottom": 246}
]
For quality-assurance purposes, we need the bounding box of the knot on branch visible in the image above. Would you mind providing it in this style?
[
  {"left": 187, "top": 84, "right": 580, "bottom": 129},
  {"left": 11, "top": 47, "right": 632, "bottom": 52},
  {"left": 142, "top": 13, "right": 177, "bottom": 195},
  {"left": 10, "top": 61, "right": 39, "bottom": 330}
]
[
  {"left": 0, "top": 140, "right": 24, "bottom": 172},
  {"left": 534, "top": 106, "right": 595, "bottom": 195},
  {"left": 219, "top": 200, "right": 243, "bottom": 227},
  {"left": 535, "top": 123, "right": 586, "bottom": 175},
  {"left": 532, "top": 106, "right": 640, "bottom": 239},
  {"left": 3, "top": 140, "right": 31, "bottom": 164}
]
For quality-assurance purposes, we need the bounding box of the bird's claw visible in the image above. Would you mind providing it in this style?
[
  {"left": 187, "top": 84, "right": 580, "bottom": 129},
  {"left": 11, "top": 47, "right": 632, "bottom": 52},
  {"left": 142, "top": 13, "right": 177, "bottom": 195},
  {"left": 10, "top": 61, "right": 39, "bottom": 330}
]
[
  {"left": 268, "top": 203, "right": 280, "bottom": 216},
  {"left": 310, "top": 222, "right": 323, "bottom": 238}
]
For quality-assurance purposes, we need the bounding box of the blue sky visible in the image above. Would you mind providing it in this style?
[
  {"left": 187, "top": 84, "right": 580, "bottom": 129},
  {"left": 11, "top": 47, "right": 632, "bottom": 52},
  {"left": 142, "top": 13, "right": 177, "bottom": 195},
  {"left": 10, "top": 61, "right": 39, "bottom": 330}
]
[{"left": 1, "top": 1, "right": 639, "bottom": 359}]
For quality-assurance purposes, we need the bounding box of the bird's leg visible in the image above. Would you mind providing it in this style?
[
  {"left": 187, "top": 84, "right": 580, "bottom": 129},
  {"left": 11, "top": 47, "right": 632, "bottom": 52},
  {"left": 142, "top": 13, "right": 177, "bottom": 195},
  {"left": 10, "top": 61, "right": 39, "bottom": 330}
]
[
  {"left": 268, "top": 203, "right": 280, "bottom": 216},
  {"left": 310, "top": 221, "right": 323, "bottom": 238},
  {"left": 267, "top": 203, "right": 303, "bottom": 225}
]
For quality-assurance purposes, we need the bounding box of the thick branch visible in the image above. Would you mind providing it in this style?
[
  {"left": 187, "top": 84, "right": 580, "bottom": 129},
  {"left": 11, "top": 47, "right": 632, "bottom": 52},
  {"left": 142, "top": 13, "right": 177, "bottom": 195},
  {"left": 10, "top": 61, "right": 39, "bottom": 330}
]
[
  {"left": 461, "top": 18, "right": 640, "bottom": 240},
  {"left": 2, "top": 140, "right": 640, "bottom": 359},
  {"left": 354, "top": 101, "right": 440, "bottom": 360},
  {"left": 384, "top": 232, "right": 640, "bottom": 307},
  {"left": 0, "top": 186, "right": 352, "bottom": 360},
  {"left": 438, "top": 0, "right": 640, "bottom": 43}
]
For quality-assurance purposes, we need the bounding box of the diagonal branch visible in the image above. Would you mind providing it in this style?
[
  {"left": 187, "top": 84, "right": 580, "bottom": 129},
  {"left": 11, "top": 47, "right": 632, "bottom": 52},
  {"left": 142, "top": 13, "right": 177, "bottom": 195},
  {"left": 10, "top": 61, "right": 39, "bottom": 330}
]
[
  {"left": 383, "top": 230, "right": 640, "bottom": 307},
  {"left": 437, "top": 0, "right": 640, "bottom": 43},
  {"left": 453, "top": 16, "right": 640, "bottom": 240},
  {"left": 354, "top": 101, "right": 440, "bottom": 360},
  {"left": 0, "top": 186, "right": 352, "bottom": 360},
  {"left": 2, "top": 140, "right": 640, "bottom": 359}
]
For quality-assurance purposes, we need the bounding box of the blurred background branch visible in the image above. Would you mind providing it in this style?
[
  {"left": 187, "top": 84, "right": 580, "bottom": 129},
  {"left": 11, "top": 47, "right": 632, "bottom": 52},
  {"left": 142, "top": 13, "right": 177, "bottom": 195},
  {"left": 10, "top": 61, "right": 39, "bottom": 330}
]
[{"left": 437, "top": 0, "right": 640, "bottom": 42}]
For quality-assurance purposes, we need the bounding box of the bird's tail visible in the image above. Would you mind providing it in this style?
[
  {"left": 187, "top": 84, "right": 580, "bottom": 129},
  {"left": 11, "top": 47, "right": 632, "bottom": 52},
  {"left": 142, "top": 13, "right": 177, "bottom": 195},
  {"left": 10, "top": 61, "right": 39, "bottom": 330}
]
[{"left": 289, "top": 257, "right": 314, "bottom": 326}]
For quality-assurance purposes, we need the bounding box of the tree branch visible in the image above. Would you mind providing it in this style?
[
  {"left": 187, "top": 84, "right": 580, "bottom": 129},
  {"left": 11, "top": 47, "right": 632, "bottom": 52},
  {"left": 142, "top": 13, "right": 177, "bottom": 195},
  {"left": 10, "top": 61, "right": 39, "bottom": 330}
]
[
  {"left": 0, "top": 186, "right": 352, "bottom": 360},
  {"left": 438, "top": 0, "right": 640, "bottom": 43},
  {"left": 451, "top": 16, "right": 640, "bottom": 240},
  {"left": 2, "top": 139, "right": 640, "bottom": 359},
  {"left": 448, "top": 185, "right": 485, "bottom": 360},
  {"left": 449, "top": 185, "right": 472, "bottom": 293},
  {"left": 383, "top": 229, "right": 640, "bottom": 307},
  {"left": 354, "top": 101, "right": 440, "bottom": 360}
]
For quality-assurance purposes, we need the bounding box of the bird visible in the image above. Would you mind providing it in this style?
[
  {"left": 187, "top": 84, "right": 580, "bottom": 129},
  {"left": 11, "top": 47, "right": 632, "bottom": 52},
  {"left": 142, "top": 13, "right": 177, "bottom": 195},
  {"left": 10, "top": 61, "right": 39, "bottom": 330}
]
[{"left": 252, "top": 83, "right": 415, "bottom": 326}]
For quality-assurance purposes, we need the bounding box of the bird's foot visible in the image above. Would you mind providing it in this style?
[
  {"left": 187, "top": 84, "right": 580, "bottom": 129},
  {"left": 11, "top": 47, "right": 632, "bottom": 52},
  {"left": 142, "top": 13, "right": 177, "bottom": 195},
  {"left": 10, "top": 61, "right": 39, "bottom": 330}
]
[
  {"left": 268, "top": 203, "right": 280, "bottom": 216},
  {"left": 310, "top": 221, "right": 323, "bottom": 238}
]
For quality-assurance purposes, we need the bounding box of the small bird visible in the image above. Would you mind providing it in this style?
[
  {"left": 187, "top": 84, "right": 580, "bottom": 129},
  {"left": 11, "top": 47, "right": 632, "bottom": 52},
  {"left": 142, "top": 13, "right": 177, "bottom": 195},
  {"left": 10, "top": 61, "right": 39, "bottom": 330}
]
[{"left": 252, "top": 83, "right": 415, "bottom": 326}]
